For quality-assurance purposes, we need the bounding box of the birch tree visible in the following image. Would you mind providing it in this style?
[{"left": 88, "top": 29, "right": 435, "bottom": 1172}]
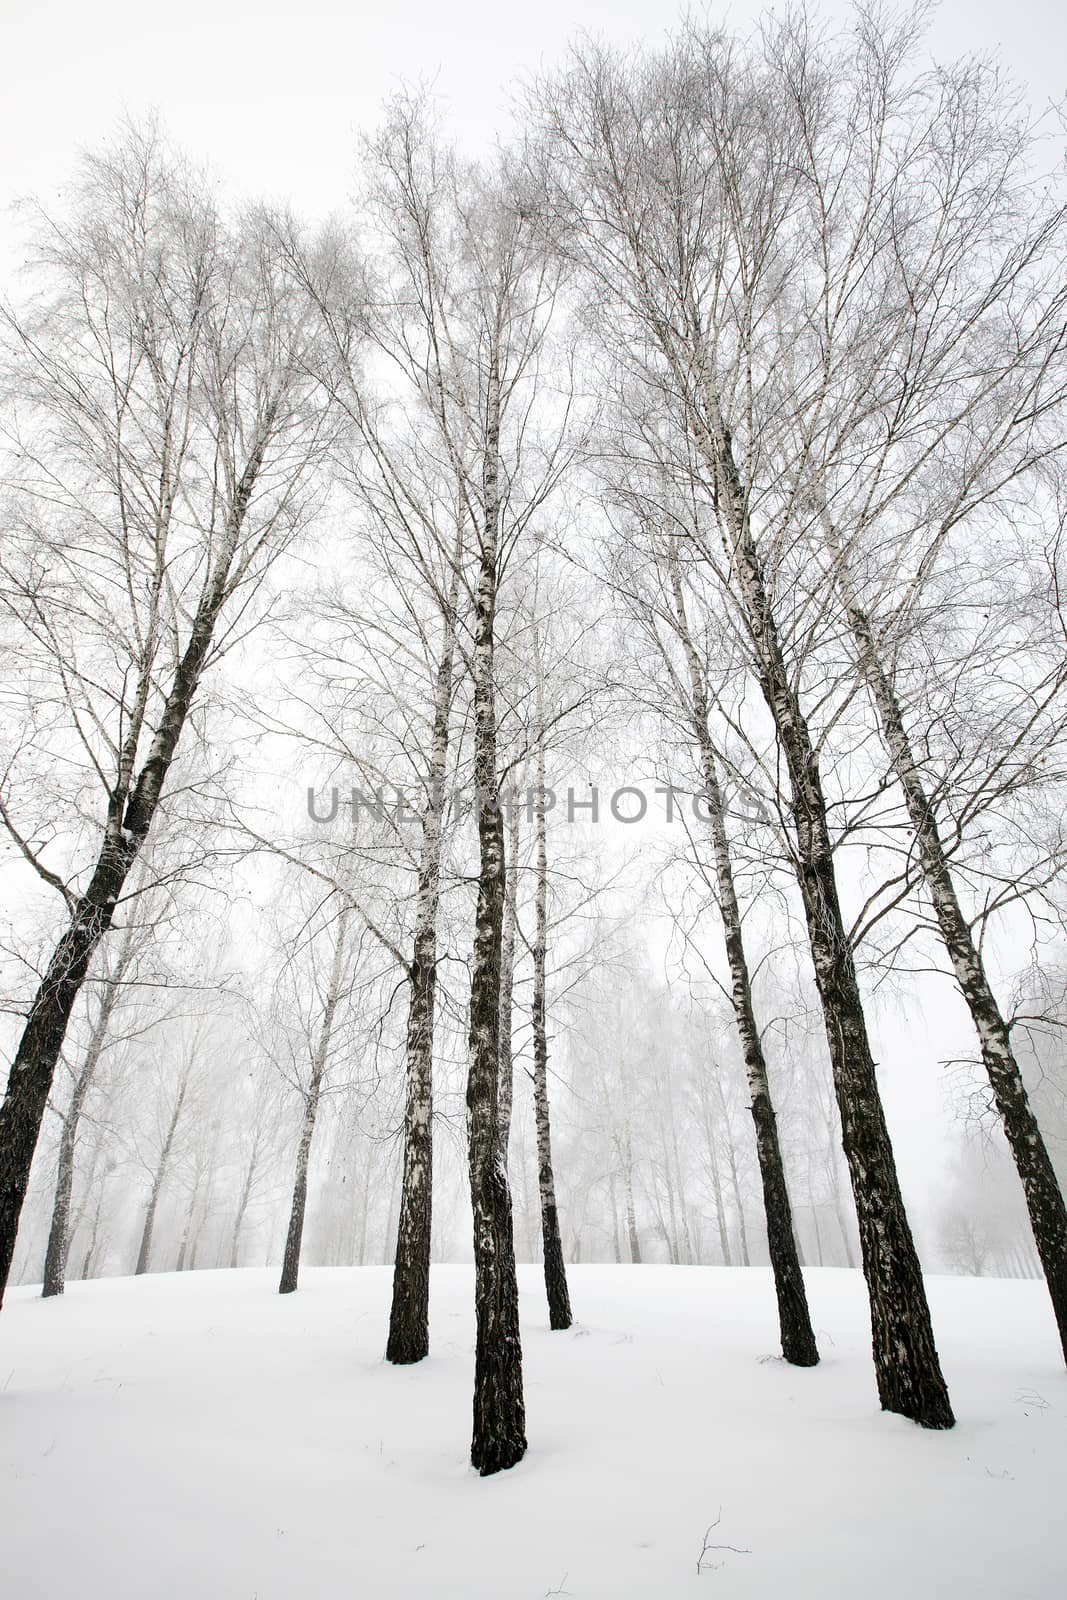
[
  {"left": 529, "top": 627, "right": 573, "bottom": 1330},
  {"left": 772, "top": 26, "right": 1067, "bottom": 1360},
  {"left": 134, "top": 1053, "right": 193, "bottom": 1275},
  {"left": 666, "top": 562, "right": 817, "bottom": 1361},
  {"left": 0, "top": 123, "right": 337, "bottom": 1305},
  {"left": 264, "top": 133, "right": 472, "bottom": 1362},
  {"left": 41, "top": 916, "right": 138, "bottom": 1295},
  {"left": 530, "top": 14, "right": 955, "bottom": 1426},
  {"left": 278, "top": 900, "right": 353, "bottom": 1294},
  {"left": 353, "top": 99, "right": 573, "bottom": 1468}
]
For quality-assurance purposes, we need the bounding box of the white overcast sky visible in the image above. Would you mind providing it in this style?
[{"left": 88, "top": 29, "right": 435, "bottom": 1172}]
[{"left": 0, "top": 0, "right": 1063, "bottom": 253}]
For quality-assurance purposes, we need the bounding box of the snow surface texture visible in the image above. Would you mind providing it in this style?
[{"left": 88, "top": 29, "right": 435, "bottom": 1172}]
[{"left": 3, "top": 1266, "right": 1065, "bottom": 1598}]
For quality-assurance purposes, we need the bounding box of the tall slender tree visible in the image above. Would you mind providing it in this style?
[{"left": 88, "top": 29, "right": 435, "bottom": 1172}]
[
  {"left": 466, "top": 337, "right": 527, "bottom": 1471},
  {"left": 41, "top": 921, "right": 138, "bottom": 1297},
  {"left": 385, "top": 532, "right": 465, "bottom": 1358},
  {"left": 497, "top": 798, "right": 522, "bottom": 1163},
  {"left": 665, "top": 559, "right": 817, "bottom": 1364},
  {"left": 280, "top": 903, "right": 352, "bottom": 1294},
  {"left": 135, "top": 1058, "right": 192, "bottom": 1276},
  {"left": 529, "top": 629, "right": 573, "bottom": 1331},
  {"left": 350, "top": 98, "right": 573, "bottom": 1466}
]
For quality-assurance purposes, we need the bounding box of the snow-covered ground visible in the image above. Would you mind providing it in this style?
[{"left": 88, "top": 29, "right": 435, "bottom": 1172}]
[{"left": 2, "top": 1265, "right": 1065, "bottom": 1598}]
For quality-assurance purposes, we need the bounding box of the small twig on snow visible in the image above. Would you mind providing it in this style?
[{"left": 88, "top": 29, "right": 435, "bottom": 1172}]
[{"left": 697, "top": 1510, "right": 751, "bottom": 1574}]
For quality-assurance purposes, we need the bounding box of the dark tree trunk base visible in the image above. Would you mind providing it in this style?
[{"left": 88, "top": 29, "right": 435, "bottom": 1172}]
[
  {"left": 543, "top": 1214, "right": 573, "bottom": 1331},
  {"left": 778, "top": 1314, "right": 819, "bottom": 1368},
  {"left": 751, "top": 1096, "right": 819, "bottom": 1369},
  {"left": 386, "top": 1256, "right": 430, "bottom": 1365},
  {"left": 386, "top": 943, "right": 436, "bottom": 1366},
  {"left": 469, "top": 1194, "right": 527, "bottom": 1475},
  {"left": 385, "top": 1144, "right": 432, "bottom": 1365},
  {"left": 473, "top": 1437, "right": 527, "bottom": 1476}
]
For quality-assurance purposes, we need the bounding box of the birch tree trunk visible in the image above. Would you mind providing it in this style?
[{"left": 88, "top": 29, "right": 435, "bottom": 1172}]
[
  {"left": 466, "top": 354, "right": 526, "bottom": 1474},
  {"left": 278, "top": 1085, "right": 322, "bottom": 1294},
  {"left": 79, "top": 1195, "right": 107, "bottom": 1282},
  {"left": 608, "top": 1169, "right": 623, "bottom": 1264},
  {"left": 281, "top": 907, "right": 349, "bottom": 1295},
  {"left": 669, "top": 565, "right": 817, "bottom": 1364},
  {"left": 0, "top": 427, "right": 276, "bottom": 1308},
  {"left": 664, "top": 1088, "right": 695, "bottom": 1266},
  {"left": 830, "top": 527, "right": 1067, "bottom": 1364},
  {"left": 175, "top": 1174, "right": 202, "bottom": 1274},
  {"left": 530, "top": 680, "right": 573, "bottom": 1330},
  {"left": 808, "top": 1194, "right": 825, "bottom": 1267},
  {"left": 690, "top": 411, "right": 953, "bottom": 1426},
  {"left": 357, "top": 1161, "right": 372, "bottom": 1265},
  {"left": 135, "top": 1072, "right": 189, "bottom": 1277},
  {"left": 697, "top": 1071, "right": 733, "bottom": 1265},
  {"left": 42, "top": 1106, "right": 83, "bottom": 1298},
  {"left": 41, "top": 927, "right": 135, "bottom": 1297},
  {"left": 387, "top": 546, "right": 462, "bottom": 1360},
  {"left": 722, "top": 1123, "right": 752, "bottom": 1268},
  {"left": 766, "top": 639, "right": 949, "bottom": 1414},
  {"left": 229, "top": 1119, "right": 271, "bottom": 1272},
  {"left": 497, "top": 797, "right": 521, "bottom": 1162},
  {"left": 617, "top": 1125, "right": 642, "bottom": 1264}
]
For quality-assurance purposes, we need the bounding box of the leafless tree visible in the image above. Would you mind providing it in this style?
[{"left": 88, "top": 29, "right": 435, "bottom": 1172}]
[
  {"left": 41, "top": 915, "right": 138, "bottom": 1295},
  {"left": 529, "top": 10, "right": 956, "bottom": 1425},
  {"left": 0, "top": 122, "right": 339, "bottom": 1304}
]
